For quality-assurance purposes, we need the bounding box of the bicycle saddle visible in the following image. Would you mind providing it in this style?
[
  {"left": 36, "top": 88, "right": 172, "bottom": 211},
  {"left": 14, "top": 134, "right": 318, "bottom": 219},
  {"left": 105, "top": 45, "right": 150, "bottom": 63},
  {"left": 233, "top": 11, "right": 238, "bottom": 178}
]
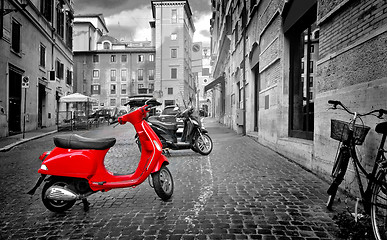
[
  {"left": 54, "top": 134, "right": 116, "bottom": 150},
  {"left": 375, "top": 122, "right": 387, "bottom": 135}
]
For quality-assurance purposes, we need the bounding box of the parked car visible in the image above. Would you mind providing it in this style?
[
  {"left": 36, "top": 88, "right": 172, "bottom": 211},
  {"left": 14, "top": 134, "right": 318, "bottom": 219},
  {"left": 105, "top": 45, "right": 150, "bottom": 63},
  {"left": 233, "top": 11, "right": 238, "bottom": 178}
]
[
  {"left": 125, "top": 95, "right": 159, "bottom": 116},
  {"left": 109, "top": 107, "right": 128, "bottom": 124},
  {"left": 89, "top": 108, "right": 112, "bottom": 122}
]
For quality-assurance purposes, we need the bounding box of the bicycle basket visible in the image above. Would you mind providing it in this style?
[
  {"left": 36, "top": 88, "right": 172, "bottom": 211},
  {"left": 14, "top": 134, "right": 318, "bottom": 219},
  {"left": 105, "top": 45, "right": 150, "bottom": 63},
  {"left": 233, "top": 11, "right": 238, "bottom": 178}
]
[{"left": 330, "top": 119, "right": 370, "bottom": 145}]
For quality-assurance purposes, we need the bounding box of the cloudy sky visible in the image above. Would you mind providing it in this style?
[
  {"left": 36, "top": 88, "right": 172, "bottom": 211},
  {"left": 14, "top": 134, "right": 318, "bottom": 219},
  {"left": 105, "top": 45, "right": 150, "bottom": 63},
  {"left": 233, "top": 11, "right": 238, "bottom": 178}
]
[{"left": 75, "top": 0, "right": 212, "bottom": 46}]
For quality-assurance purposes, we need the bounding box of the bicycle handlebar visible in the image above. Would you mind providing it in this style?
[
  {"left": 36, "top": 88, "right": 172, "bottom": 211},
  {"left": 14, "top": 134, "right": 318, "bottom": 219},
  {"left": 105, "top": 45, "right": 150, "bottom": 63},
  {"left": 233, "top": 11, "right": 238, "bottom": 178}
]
[{"left": 328, "top": 100, "right": 387, "bottom": 118}]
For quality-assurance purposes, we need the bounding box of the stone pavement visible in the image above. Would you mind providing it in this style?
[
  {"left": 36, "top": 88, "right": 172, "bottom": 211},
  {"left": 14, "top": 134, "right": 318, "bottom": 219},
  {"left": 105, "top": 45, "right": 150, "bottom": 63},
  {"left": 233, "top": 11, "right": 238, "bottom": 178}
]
[
  {"left": 0, "top": 117, "right": 354, "bottom": 239},
  {"left": 0, "top": 125, "right": 58, "bottom": 152}
]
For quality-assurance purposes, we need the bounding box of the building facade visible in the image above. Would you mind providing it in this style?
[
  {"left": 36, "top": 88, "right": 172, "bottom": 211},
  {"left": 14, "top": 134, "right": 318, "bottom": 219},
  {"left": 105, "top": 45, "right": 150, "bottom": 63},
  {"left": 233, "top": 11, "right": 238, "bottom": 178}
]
[
  {"left": 151, "top": 0, "right": 196, "bottom": 108},
  {"left": 73, "top": 15, "right": 156, "bottom": 110},
  {"left": 208, "top": 0, "right": 387, "bottom": 192},
  {"left": 0, "top": 0, "right": 74, "bottom": 137}
]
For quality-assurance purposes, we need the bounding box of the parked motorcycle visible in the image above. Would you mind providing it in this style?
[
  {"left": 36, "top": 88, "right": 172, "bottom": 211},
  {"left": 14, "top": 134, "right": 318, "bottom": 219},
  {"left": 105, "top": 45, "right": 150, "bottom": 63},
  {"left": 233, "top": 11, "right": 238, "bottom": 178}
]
[
  {"left": 28, "top": 99, "right": 174, "bottom": 212},
  {"left": 137, "top": 105, "right": 213, "bottom": 156}
]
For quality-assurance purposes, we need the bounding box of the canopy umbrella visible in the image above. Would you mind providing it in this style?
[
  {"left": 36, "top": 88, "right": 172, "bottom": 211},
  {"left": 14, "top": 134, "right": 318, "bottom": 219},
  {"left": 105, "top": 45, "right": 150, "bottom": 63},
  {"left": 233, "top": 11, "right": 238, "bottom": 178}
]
[{"left": 60, "top": 93, "right": 97, "bottom": 103}]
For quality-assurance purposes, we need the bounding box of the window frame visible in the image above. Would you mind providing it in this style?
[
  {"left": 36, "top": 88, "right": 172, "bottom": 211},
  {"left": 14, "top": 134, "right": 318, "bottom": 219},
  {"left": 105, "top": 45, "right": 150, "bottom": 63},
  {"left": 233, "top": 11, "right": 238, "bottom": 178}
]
[
  {"left": 287, "top": 6, "right": 317, "bottom": 141},
  {"left": 11, "top": 20, "right": 21, "bottom": 54},
  {"left": 39, "top": 43, "right": 46, "bottom": 68}
]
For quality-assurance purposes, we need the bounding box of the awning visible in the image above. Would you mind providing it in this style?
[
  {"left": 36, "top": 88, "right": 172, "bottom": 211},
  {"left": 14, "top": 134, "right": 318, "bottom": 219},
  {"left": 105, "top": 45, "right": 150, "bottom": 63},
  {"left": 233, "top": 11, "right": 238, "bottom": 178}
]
[
  {"left": 60, "top": 93, "right": 97, "bottom": 103},
  {"left": 204, "top": 75, "right": 224, "bottom": 92}
]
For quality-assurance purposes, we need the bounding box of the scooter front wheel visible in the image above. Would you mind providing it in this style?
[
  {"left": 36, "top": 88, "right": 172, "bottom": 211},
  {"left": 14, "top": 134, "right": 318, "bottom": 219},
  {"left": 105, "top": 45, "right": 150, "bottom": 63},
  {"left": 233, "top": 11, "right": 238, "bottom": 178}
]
[
  {"left": 42, "top": 178, "right": 76, "bottom": 213},
  {"left": 195, "top": 133, "right": 213, "bottom": 155},
  {"left": 152, "top": 165, "right": 174, "bottom": 201}
]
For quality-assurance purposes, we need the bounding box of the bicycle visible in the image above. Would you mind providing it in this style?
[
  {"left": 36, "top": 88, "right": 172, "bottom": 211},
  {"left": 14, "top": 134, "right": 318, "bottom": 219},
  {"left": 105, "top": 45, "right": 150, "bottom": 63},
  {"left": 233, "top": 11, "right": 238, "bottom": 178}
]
[{"left": 325, "top": 100, "right": 387, "bottom": 239}]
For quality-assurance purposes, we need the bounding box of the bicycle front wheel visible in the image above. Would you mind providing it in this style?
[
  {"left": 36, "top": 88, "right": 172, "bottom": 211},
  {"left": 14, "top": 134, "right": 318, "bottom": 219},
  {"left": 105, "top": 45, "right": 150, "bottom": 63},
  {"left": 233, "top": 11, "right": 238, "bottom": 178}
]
[
  {"left": 326, "top": 147, "right": 350, "bottom": 210},
  {"left": 371, "top": 171, "right": 387, "bottom": 240}
]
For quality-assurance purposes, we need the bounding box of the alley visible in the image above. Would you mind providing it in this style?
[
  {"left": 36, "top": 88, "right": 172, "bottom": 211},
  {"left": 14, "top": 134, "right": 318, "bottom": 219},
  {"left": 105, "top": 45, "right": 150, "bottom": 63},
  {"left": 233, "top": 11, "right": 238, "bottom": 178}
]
[{"left": 0, "top": 118, "right": 346, "bottom": 239}]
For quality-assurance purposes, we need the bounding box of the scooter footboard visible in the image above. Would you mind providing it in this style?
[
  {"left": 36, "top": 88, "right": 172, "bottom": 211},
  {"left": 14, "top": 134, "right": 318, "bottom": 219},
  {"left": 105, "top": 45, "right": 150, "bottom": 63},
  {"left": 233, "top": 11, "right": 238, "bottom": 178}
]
[{"left": 152, "top": 154, "right": 169, "bottom": 173}]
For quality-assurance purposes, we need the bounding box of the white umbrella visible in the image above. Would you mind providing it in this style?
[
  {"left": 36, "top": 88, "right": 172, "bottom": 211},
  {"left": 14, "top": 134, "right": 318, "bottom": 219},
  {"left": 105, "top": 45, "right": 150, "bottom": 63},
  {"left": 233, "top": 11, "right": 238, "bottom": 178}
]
[{"left": 60, "top": 93, "right": 97, "bottom": 103}]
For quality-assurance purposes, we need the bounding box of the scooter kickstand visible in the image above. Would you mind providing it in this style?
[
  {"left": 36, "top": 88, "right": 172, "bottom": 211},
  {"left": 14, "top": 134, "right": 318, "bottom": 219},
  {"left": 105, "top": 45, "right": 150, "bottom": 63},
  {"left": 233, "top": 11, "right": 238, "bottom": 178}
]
[{"left": 82, "top": 198, "right": 90, "bottom": 212}]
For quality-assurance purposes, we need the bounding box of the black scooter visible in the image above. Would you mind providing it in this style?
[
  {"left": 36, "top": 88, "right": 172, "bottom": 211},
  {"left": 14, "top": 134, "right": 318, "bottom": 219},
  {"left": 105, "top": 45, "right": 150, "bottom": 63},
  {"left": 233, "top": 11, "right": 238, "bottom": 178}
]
[{"left": 136, "top": 106, "right": 213, "bottom": 155}]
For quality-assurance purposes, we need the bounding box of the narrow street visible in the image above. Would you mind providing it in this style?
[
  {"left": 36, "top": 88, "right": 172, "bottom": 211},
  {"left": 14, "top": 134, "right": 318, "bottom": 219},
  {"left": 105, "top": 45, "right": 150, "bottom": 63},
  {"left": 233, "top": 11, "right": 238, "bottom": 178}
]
[{"left": 0, "top": 118, "right": 346, "bottom": 239}]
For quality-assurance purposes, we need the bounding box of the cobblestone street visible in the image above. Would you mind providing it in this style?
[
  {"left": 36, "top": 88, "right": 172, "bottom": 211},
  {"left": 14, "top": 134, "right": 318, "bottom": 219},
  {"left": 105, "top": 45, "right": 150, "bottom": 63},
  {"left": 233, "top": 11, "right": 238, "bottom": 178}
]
[{"left": 0, "top": 118, "right": 348, "bottom": 239}]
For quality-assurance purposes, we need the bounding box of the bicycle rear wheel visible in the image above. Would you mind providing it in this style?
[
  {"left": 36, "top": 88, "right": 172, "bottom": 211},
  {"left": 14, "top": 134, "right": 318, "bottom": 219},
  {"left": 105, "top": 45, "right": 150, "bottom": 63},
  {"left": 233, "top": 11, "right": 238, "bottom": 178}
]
[
  {"left": 371, "top": 171, "right": 387, "bottom": 240},
  {"left": 326, "top": 147, "right": 350, "bottom": 210}
]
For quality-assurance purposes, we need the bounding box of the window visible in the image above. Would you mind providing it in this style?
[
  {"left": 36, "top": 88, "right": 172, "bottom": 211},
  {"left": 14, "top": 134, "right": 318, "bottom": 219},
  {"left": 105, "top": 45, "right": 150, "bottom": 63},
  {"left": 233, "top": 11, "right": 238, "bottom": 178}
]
[
  {"left": 11, "top": 20, "right": 21, "bottom": 53},
  {"left": 65, "top": 13, "right": 73, "bottom": 49},
  {"left": 111, "top": 55, "right": 116, "bottom": 62},
  {"left": 148, "top": 69, "right": 154, "bottom": 80},
  {"left": 309, "top": 61, "right": 314, "bottom": 73},
  {"left": 121, "top": 84, "right": 127, "bottom": 95},
  {"left": 121, "top": 55, "right": 127, "bottom": 62},
  {"left": 171, "top": 9, "right": 177, "bottom": 23},
  {"left": 55, "top": 60, "right": 64, "bottom": 79},
  {"left": 310, "top": 45, "right": 315, "bottom": 53},
  {"left": 165, "top": 100, "right": 175, "bottom": 106},
  {"left": 91, "top": 85, "right": 100, "bottom": 95},
  {"left": 121, "top": 69, "right": 127, "bottom": 81},
  {"left": 103, "top": 42, "right": 110, "bottom": 49},
  {"left": 56, "top": 6, "right": 64, "bottom": 38},
  {"left": 168, "top": 88, "right": 173, "bottom": 95},
  {"left": 171, "top": 49, "right": 177, "bottom": 58},
  {"left": 171, "top": 68, "right": 177, "bottom": 79},
  {"left": 288, "top": 6, "right": 318, "bottom": 140},
  {"left": 39, "top": 44, "right": 46, "bottom": 68},
  {"left": 138, "top": 84, "right": 147, "bottom": 94},
  {"left": 41, "top": 0, "right": 52, "bottom": 22},
  {"left": 111, "top": 69, "right": 116, "bottom": 81},
  {"left": 121, "top": 98, "right": 127, "bottom": 106},
  {"left": 110, "top": 98, "right": 116, "bottom": 106},
  {"left": 66, "top": 69, "right": 72, "bottom": 85},
  {"left": 138, "top": 69, "right": 143, "bottom": 80},
  {"left": 149, "top": 83, "right": 154, "bottom": 92},
  {"left": 138, "top": 55, "right": 144, "bottom": 62},
  {"left": 93, "top": 55, "right": 99, "bottom": 63},
  {"left": 171, "top": 33, "right": 177, "bottom": 40},
  {"left": 149, "top": 54, "right": 154, "bottom": 62},
  {"left": 93, "top": 70, "right": 99, "bottom": 78},
  {"left": 110, "top": 84, "right": 116, "bottom": 94}
]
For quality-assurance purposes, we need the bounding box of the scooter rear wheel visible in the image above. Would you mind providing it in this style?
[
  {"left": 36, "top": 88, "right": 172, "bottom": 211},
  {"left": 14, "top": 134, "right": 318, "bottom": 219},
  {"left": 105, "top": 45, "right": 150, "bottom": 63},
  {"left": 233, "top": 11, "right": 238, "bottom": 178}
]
[
  {"left": 42, "top": 178, "right": 76, "bottom": 213},
  {"left": 152, "top": 165, "right": 174, "bottom": 201}
]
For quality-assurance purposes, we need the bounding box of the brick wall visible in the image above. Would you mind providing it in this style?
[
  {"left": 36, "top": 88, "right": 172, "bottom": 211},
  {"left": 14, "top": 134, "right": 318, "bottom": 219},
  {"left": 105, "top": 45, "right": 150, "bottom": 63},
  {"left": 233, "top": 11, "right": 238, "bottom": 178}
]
[{"left": 319, "top": 0, "right": 387, "bottom": 59}]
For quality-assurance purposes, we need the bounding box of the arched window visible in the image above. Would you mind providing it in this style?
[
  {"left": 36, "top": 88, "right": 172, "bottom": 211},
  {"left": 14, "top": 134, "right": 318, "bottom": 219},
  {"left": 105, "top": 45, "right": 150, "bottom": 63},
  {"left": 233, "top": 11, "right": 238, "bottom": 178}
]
[{"left": 103, "top": 42, "right": 110, "bottom": 49}]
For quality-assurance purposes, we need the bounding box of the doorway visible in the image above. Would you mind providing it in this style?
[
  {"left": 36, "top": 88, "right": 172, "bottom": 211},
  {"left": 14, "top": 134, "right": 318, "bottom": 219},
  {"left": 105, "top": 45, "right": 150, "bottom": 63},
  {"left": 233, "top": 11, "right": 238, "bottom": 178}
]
[
  {"left": 8, "top": 69, "right": 22, "bottom": 135},
  {"left": 38, "top": 84, "right": 46, "bottom": 128},
  {"left": 253, "top": 66, "right": 260, "bottom": 132}
]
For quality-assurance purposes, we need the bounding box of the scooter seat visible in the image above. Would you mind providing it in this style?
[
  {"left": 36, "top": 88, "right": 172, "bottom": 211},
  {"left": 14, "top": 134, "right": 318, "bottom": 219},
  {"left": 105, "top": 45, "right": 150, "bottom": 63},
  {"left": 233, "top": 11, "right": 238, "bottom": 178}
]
[
  {"left": 54, "top": 134, "right": 116, "bottom": 150},
  {"left": 375, "top": 122, "right": 387, "bottom": 135},
  {"left": 148, "top": 119, "right": 178, "bottom": 131}
]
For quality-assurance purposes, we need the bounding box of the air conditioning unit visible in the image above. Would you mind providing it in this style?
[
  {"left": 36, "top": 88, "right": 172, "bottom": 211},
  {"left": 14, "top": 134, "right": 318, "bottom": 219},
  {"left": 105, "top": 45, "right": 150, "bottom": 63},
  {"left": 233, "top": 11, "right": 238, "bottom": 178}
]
[{"left": 49, "top": 70, "right": 56, "bottom": 81}]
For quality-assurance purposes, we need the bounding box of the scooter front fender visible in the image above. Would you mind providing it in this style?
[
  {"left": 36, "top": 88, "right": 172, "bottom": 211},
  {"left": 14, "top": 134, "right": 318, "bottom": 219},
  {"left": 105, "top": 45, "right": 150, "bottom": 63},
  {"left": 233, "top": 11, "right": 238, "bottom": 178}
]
[{"left": 151, "top": 154, "right": 169, "bottom": 173}]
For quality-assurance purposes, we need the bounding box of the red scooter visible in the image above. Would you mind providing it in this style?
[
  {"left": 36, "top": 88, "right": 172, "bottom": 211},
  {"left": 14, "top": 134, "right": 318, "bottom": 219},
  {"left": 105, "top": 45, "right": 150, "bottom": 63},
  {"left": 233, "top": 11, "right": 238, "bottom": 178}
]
[{"left": 28, "top": 100, "right": 174, "bottom": 212}]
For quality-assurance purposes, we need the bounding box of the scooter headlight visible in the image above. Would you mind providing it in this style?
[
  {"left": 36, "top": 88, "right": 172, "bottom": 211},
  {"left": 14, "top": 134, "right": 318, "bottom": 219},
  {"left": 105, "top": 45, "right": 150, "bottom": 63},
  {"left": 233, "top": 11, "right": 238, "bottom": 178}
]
[{"left": 40, "top": 164, "right": 48, "bottom": 171}]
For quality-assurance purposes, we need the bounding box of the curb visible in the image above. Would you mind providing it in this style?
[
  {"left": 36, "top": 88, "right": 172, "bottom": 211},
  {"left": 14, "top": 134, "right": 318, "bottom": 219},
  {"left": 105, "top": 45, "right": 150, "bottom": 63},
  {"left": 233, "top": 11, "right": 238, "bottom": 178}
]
[{"left": 0, "top": 130, "right": 57, "bottom": 152}]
